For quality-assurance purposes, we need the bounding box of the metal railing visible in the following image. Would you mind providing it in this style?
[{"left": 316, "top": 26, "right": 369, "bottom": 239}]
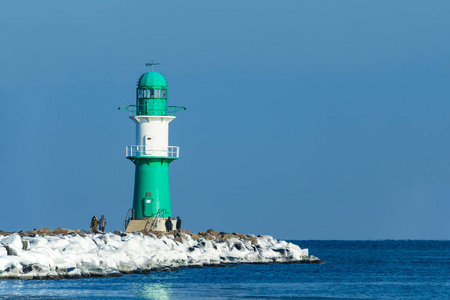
[
  {"left": 118, "top": 105, "right": 186, "bottom": 117},
  {"left": 167, "top": 106, "right": 186, "bottom": 116},
  {"left": 123, "top": 209, "right": 135, "bottom": 231},
  {"left": 126, "top": 146, "right": 179, "bottom": 158},
  {"left": 145, "top": 209, "right": 169, "bottom": 231}
]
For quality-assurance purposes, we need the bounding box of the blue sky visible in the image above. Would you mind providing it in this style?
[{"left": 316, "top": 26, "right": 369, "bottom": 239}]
[{"left": 1, "top": 1, "right": 449, "bottom": 239}]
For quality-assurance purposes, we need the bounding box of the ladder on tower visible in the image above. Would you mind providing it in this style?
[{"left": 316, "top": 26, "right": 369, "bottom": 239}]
[{"left": 145, "top": 209, "right": 168, "bottom": 231}]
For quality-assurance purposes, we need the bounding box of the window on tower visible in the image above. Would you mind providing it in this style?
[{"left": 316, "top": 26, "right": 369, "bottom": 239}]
[{"left": 138, "top": 88, "right": 167, "bottom": 99}]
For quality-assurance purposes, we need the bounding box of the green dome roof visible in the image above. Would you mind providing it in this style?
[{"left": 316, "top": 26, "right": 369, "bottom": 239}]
[{"left": 138, "top": 72, "right": 167, "bottom": 88}]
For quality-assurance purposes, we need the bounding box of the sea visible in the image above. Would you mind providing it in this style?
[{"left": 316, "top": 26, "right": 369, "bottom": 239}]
[{"left": 0, "top": 240, "right": 448, "bottom": 299}]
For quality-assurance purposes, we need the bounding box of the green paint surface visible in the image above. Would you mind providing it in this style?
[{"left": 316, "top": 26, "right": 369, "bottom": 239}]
[
  {"left": 136, "top": 71, "right": 169, "bottom": 116},
  {"left": 131, "top": 157, "right": 175, "bottom": 219},
  {"left": 136, "top": 98, "right": 168, "bottom": 116},
  {"left": 138, "top": 72, "right": 167, "bottom": 88}
]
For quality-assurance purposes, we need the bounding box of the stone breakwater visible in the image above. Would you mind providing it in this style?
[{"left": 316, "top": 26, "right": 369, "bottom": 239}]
[{"left": 0, "top": 229, "right": 320, "bottom": 279}]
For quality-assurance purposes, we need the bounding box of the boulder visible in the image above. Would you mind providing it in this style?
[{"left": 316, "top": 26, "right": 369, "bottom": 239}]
[
  {"left": 232, "top": 232, "right": 246, "bottom": 239},
  {"left": 34, "top": 228, "right": 53, "bottom": 236},
  {"left": 206, "top": 229, "right": 219, "bottom": 237},
  {"left": 204, "top": 234, "right": 215, "bottom": 241},
  {"left": 245, "top": 235, "right": 258, "bottom": 245},
  {"left": 218, "top": 233, "right": 234, "bottom": 242},
  {"left": 4, "top": 245, "right": 18, "bottom": 256},
  {"left": 0, "top": 230, "right": 320, "bottom": 279},
  {"left": 141, "top": 231, "right": 156, "bottom": 237},
  {"left": 53, "top": 227, "right": 70, "bottom": 235},
  {"left": 22, "top": 240, "right": 29, "bottom": 250}
]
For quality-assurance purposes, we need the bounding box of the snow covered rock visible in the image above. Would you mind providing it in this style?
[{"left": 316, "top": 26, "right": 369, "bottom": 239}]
[{"left": 0, "top": 232, "right": 320, "bottom": 279}]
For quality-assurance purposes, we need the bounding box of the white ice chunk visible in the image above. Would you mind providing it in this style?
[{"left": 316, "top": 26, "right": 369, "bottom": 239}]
[{"left": 0, "top": 232, "right": 316, "bottom": 278}]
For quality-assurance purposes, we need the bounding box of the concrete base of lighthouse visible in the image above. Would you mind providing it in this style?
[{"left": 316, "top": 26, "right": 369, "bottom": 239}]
[{"left": 125, "top": 218, "right": 177, "bottom": 233}]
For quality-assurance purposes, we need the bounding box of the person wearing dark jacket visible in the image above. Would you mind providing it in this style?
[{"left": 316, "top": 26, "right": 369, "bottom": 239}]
[
  {"left": 90, "top": 216, "right": 98, "bottom": 232},
  {"left": 165, "top": 217, "right": 173, "bottom": 232},
  {"left": 176, "top": 216, "right": 182, "bottom": 231}
]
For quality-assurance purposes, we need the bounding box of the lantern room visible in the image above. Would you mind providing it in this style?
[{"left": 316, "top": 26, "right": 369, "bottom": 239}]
[{"left": 136, "top": 72, "right": 168, "bottom": 116}]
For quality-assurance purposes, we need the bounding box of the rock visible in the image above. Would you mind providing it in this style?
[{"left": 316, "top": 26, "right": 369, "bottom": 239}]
[
  {"left": 22, "top": 240, "right": 29, "bottom": 250},
  {"left": 204, "top": 234, "right": 215, "bottom": 240},
  {"left": 244, "top": 235, "right": 258, "bottom": 245},
  {"left": 218, "top": 233, "right": 234, "bottom": 242},
  {"left": 232, "top": 232, "right": 245, "bottom": 239},
  {"left": 233, "top": 241, "right": 243, "bottom": 251},
  {"left": 141, "top": 231, "right": 156, "bottom": 238},
  {"left": 32, "top": 228, "right": 53, "bottom": 236},
  {"left": 5, "top": 245, "right": 18, "bottom": 256},
  {"left": 197, "top": 239, "right": 206, "bottom": 248},
  {"left": 309, "top": 255, "right": 321, "bottom": 262},
  {"left": 272, "top": 248, "right": 286, "bottom": 255},
  {"left": 206, "top": 229, "right": 219, "bottom": 237},
  {"left": 0, "top": 231, "right": 320, "bottom": 279},
  {"left": 53, "top": 227, "right": 70, "bottom": 235},
  {"left": 180, "top": 229, "right": 191, "bottom": 235}
]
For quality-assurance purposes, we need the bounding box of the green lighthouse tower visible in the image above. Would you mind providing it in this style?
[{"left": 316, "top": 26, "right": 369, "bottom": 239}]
[{"left": 120, "top": 65, "right": 185, "bottom": 232}]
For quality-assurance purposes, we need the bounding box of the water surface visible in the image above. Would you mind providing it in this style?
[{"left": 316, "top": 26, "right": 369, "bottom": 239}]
[{"left": 0, "top": 240, "right": 448, "bottom": 299}]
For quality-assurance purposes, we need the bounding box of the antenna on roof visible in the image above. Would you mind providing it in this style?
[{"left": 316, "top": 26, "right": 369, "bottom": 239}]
[{"left": 145, "top": 60, "right": 160, "bottom": 71}]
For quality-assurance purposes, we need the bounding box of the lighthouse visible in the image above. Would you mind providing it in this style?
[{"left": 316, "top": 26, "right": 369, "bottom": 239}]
[{"left": 120, "top": 64, "right": 185, "bottom": 232}]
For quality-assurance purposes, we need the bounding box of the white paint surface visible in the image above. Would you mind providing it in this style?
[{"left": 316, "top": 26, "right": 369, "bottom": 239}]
[{"left": 128, "top": 115, "right": 176, "bottom": 157}]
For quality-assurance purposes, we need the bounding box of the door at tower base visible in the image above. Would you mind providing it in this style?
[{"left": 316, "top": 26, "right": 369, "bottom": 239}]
[{"left": 131, "top": 157, "right": 175, "bottom": 219}]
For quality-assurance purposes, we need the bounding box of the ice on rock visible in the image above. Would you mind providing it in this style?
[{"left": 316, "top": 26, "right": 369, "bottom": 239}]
[
  {"left": 0, "top": 232, "right": 318, "bottom": 279},
  {"left": 1, "top": 235, "right": 23, "bottom": 256}
]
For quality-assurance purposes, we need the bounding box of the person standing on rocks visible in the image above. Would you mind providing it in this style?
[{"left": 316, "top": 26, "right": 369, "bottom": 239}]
[
  {"left": 99, "top": 215, "right": 107, "bottom": 232},
  {"left": 176, "top": 216, "right": 182, "bottom": 231},
  {"left": 165, "top": 216, "right": 173, "bottom": 232},
  {"left": 90, "top": 216, "right": 98, "bottom": 232}
]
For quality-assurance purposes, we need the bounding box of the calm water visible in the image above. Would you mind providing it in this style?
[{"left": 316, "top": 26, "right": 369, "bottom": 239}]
[{"left": 0, "top": 240, "right": 448, "bottom": 299}]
